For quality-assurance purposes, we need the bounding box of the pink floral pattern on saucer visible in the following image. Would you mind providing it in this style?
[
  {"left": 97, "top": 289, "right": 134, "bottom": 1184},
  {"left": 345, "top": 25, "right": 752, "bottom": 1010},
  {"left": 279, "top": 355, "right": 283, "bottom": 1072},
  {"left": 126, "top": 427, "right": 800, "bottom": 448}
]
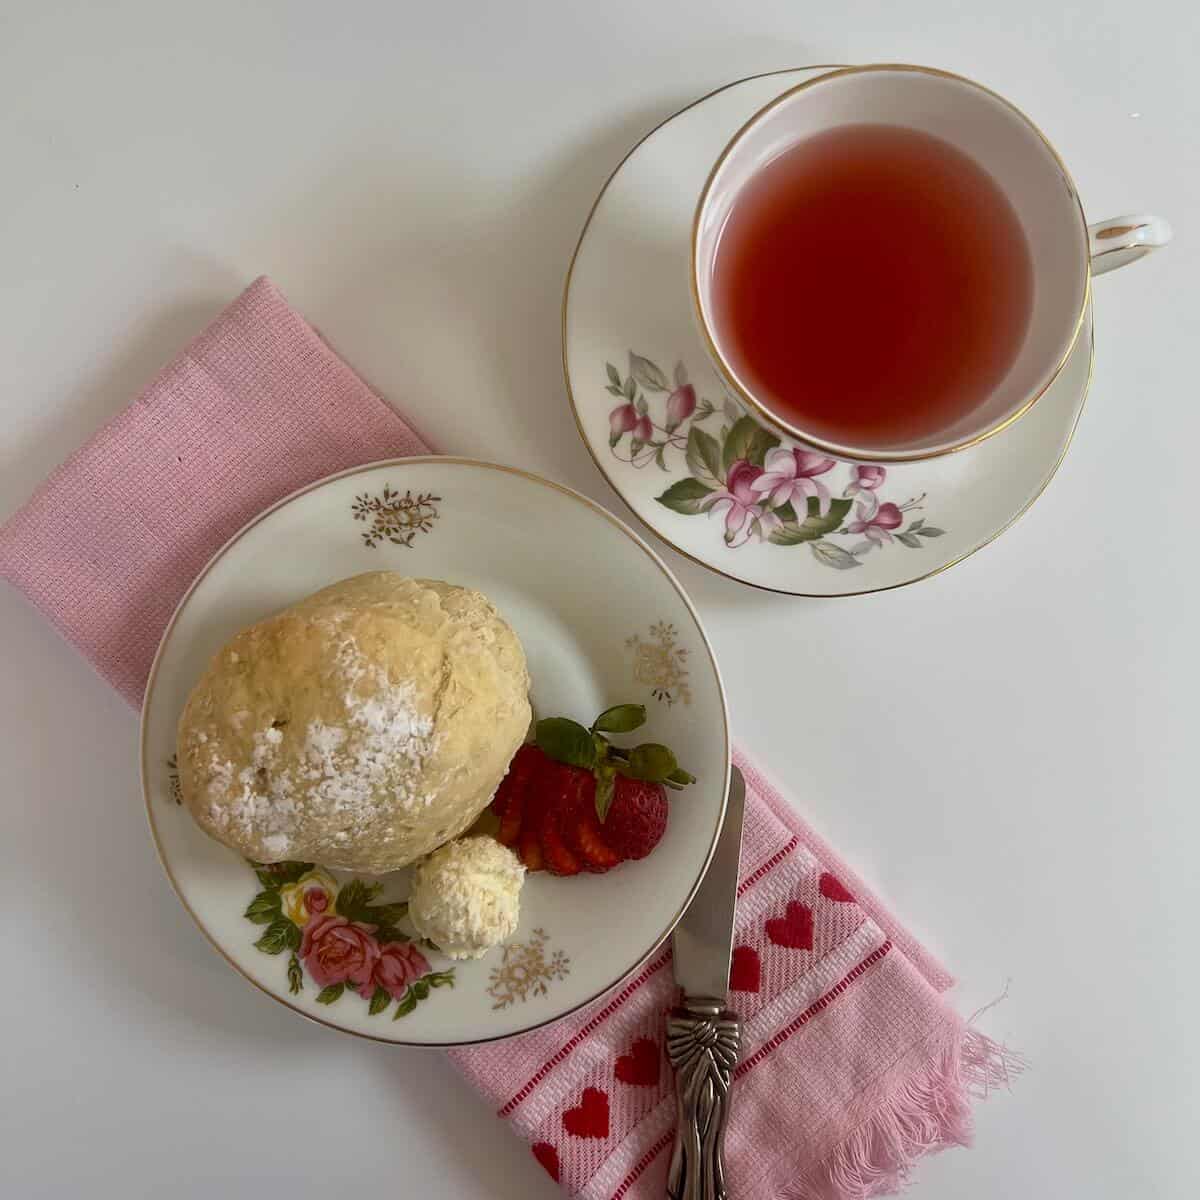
[
  {"left": 605, "top": 352, "right": 945, "bottom": 570},
  {"left": 244, "top": 861, "right": 455, "bottom": 1019}
]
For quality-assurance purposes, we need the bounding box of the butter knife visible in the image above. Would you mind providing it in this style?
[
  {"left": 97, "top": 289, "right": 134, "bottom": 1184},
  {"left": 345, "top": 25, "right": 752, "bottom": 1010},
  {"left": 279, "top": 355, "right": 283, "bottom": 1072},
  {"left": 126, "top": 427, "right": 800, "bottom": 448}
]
[{"left": 666, "top": 764, "right": 745, "bottom": 1200}]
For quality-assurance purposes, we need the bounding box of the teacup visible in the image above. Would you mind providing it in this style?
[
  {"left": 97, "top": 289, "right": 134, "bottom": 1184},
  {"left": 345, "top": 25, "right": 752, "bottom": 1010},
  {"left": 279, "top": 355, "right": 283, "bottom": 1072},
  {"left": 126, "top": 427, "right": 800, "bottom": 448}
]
[{"left": 691, "top": 64, "right": 1171, "bottom": 464}]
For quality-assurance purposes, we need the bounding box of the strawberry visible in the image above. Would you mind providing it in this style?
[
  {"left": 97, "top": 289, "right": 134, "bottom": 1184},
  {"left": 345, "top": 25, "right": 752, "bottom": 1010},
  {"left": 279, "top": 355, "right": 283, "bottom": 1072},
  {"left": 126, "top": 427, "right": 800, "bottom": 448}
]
[
  {"left": 603, "top": 778, "right": 668, "bottom": 860},
  {"left": 494, "top": 744, "right": 539, "bottom": 846},
  {"left": 518, "top": 828, "right": 544, "bottom": 872},
  {"left": 541, "top": 823, "right": 582, "bottom": 875},
  {"left": 490, "top": 702, "right": 694, "bottom": 876},
  {"left": 572, "top": 801, "right": 623, "bottom": 872}
]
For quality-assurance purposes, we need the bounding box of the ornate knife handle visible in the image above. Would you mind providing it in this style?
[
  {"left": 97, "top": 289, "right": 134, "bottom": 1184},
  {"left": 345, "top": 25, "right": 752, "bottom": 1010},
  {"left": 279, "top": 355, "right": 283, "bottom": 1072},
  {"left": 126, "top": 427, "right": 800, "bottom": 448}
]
[{"left": 666, "top": 1003, "right": 742, "bottom": 1200}]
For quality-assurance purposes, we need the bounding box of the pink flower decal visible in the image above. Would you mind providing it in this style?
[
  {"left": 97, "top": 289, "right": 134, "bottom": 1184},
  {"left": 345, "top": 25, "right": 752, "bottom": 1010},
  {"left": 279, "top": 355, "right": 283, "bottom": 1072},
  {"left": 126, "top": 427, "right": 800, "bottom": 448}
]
[
  {"left": 702, "top": 459, "right": 781, "bottom": 547},
  {"left": 846, "top": 500, "right": 904, "bottom": 545},
  {"left": 665, "top": 384, "right": 696, "bottom": 431},
  {"left": 843, "top": 464, "right": 887, "bottom": 517},
  {"left": 602, "top": 353, "right": 947, "bottom": 568},
  {"left": 609, "top": 403, "right": 637, "bottom": 447},
  {"left": 300, "top": 914, "right": 380, "bottom": 994},
  {"left": 751, "top": 447, "right": 837, "bottom": 516},
  {"left": 373, "top": 941, "right": 431, "bottom": 1000}
]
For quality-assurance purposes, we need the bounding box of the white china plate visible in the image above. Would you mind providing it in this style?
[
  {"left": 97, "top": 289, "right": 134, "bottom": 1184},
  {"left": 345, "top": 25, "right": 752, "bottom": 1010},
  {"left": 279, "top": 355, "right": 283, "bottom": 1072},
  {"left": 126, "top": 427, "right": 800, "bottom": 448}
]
[
  {"left": 141, "top": 459, "right": 729, "bottom": 1044},
  {"left": 564, "top": 67, "right": 1094, "bottom": 595}
]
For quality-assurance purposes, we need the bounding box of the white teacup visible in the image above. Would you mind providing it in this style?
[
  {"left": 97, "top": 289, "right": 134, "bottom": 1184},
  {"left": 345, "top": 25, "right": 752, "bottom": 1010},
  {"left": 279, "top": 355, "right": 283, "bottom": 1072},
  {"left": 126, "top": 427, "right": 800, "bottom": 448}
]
[{"left": 692, "top": 64, "right": 1172, "bottom": 464}]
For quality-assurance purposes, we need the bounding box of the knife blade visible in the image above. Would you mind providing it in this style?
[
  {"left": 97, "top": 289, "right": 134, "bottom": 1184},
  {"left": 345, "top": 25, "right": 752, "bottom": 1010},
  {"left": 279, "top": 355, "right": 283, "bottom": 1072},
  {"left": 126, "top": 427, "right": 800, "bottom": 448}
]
[
  {"left": 666, "top": 765, "right": 745, "bottom": 1200},
  {"left": 672, "top": 764, "right": 745, "bottom": 1003}
]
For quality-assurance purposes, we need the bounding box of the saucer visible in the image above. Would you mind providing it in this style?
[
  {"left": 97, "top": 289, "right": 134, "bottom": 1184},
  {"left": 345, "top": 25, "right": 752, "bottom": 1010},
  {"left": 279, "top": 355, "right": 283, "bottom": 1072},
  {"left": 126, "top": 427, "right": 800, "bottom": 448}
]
[
  {"left": 563, "top": 67, "right": 1095, "bottom": 596},
  {"left": 141, "top": 459, "right": 729, "bottom": 1045}
]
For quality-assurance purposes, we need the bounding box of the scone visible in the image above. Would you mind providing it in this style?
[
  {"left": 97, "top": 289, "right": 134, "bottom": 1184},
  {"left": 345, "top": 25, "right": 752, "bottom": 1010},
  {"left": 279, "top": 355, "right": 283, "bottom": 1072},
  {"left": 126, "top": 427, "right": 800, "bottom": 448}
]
[{"left": 176, "top": 572, "right": 531, "bottom": 872}]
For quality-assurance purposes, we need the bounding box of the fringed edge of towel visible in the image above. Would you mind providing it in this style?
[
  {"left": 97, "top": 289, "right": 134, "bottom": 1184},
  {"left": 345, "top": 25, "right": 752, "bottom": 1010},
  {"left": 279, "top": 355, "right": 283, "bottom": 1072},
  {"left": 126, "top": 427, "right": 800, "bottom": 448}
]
[{"left": 782, "top": 1018, "right": 1024, "bottom": 1200}]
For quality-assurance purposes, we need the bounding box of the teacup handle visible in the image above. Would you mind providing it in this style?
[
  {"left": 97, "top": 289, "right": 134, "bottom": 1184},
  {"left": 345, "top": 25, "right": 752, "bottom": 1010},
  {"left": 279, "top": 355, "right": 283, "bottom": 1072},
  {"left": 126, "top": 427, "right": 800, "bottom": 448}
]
[{"left": 1088, "top": 213, "right": 1172, "bottom": 275}]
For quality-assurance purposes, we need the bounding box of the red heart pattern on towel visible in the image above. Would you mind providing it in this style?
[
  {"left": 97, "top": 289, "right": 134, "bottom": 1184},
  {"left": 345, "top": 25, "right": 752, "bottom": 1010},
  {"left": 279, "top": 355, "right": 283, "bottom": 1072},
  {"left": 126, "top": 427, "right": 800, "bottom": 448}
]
[
  {"left": 614, "top": 1037, "right": 660, "bottom": 1087},
  {"left": 819, "top": 872, "right": 855, "bottom": 903},
  {"left": 563, "top": 1086, "right": 610, "bottom": 1138},
  {"left": 531, "top": 1142, "right": 560, "bottom": 1180},
  {"left": 729, "top": 945, "right": 761, "bottom": 993},
  {"left": 766, "top": 901, "right": 814, "bottom": 949}
]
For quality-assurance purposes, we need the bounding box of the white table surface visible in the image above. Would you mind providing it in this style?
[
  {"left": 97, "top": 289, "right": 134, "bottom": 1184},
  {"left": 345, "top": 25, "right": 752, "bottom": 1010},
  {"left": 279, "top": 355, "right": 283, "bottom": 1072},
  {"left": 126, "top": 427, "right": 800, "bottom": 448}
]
[{"left": 2, "top": 3, "right": 1196, "bottom": 1197}]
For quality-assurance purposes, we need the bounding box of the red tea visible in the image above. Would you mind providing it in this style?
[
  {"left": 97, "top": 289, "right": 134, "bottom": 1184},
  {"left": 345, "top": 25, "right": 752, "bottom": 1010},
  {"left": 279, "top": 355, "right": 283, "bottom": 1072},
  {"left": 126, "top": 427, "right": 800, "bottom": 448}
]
[{"left": 711, "top": 123, "right": 1033, "bottom": 449}]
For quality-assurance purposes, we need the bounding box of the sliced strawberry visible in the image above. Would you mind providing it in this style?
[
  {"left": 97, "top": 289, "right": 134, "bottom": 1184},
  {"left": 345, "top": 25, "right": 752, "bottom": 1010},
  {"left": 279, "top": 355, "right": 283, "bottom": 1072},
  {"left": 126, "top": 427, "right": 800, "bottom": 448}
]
[
  {"left": 519, "top": 829, "right": 544, "bottom": 871},
  {"left": 494, "top": 744, "right": 540, "bottom": 844},
  {"left": 573, "top": 804, "right": 623, "bottom": 872},
  {"left": 603, "top": 779, "right": 667, "bottom": 860},
  {"left": 519, "top": 763, "right": 552, "bottom": 871},
  {"left": 541, "top": 824, "right": 581, "bottom": 876}
]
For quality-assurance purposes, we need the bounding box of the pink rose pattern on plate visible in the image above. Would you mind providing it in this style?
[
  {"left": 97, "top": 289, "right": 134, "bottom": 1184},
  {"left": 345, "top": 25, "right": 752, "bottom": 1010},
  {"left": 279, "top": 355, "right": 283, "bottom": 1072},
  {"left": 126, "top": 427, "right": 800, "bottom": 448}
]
[
  {"left": 604, "top": 352, "right": 945, "bottom": 569},
  {"left": 244, "top": 862, "right": 454, "bottom": 1019}
]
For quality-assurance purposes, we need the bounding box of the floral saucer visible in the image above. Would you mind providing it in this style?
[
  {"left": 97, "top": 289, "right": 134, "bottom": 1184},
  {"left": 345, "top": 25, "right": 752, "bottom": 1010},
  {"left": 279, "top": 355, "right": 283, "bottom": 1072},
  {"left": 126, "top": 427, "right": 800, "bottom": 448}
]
[
  {"left": 564, "top": 67, "right": 1094, "bottom": 595},
  {"left": 141, "top": 459, "right": 729, "bottom": 1044}
]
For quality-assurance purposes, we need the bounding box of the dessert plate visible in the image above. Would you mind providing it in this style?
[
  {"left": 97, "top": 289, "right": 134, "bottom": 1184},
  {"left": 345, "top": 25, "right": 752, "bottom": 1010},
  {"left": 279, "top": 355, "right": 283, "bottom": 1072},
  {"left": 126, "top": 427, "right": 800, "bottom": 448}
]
[
  {"left": 564, "top": 67, "right": 1095, "bottom": 595},
  {"left": 141, "top": 459, "right": 729, "bottom": 1044}
]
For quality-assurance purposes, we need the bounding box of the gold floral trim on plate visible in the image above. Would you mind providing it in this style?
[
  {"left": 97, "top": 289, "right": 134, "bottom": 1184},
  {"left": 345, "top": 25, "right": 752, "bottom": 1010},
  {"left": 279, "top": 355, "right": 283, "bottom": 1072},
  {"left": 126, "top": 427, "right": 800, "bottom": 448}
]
[
  {"left": 352, "top": 485, "right": 441, "bottom": 548},
  {"left": 487, "top": 929, "right": 570, "bottom": 1009},
  {"left": 627, "top": 621, "right": 691, "bottom": 706},
  {"left": 167, "top": 755, "right": 182, "bottom": 805}
]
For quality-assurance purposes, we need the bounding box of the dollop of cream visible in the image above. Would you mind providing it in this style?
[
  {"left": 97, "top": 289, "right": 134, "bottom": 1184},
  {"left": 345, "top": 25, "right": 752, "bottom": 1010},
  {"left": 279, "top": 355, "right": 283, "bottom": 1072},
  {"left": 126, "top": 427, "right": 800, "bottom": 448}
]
[{"left": 408, "top": 837, "right": 524, "bottom": 960}]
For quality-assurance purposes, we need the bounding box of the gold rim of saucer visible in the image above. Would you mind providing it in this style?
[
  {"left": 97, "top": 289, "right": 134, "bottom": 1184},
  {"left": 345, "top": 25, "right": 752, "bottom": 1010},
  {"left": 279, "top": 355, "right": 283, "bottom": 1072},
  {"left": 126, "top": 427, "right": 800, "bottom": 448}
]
[
  {"left": 562, "top": 65, "right": 1096, "bottom": 598},
  {"left": 141, "top": 457, "right": 732, "bottom": 1048},
  {"left": 689, "top": 63, "right": 1093, "bottom": 465}
]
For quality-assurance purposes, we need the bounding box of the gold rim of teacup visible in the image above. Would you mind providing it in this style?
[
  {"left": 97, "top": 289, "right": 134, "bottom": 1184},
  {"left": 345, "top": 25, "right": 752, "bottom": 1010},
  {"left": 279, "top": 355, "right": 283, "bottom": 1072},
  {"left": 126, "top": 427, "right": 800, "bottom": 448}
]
[{"left": 689, "top": 63, "right": 1092, "bottom": 464}]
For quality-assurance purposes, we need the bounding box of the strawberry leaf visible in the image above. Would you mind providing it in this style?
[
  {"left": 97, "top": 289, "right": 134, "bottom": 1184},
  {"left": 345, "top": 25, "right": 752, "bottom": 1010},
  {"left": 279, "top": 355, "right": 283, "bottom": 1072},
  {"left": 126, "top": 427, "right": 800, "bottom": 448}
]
[
  {"left": 535, "top": 718, "right": 597, "bottom": 769},
  {"left": 666, "top": 767, "right": 696, "bottom": 787},
  {"left": 592, "top": 704, "right": 646, "bottom": 734},
  {"left": 626, "top": 743, "right": 679, "bottom": 783}
]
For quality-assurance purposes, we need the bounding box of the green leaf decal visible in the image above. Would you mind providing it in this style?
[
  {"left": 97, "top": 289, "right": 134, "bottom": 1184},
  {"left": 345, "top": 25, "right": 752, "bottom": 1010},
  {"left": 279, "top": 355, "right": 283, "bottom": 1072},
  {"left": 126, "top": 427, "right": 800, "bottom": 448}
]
[
  {"left": 254, "top": 918, "right": 296, "bottom": 955},
  {"left": 592, "top": 704, "right": 647, "bottom": 734},
  {"left": 287, "top": 953, "right": 303, "bottom": 995},
  {"left": 722, "top": 415, "right": 779, "bottom": 472},
  {"left": 810, "top": 541, "right": 863, "bottom": 570},
  {"left": 685, "top": 426, "right": 723, "bottom": 485},
  {"left": 767, "top": 497, "right": 853, "bottom": 546},
  {"left": 393, "top": 989, "right": 419, "bottom": 1019},
  {"left": 335, "top": 879, "right": 373, "bottom": 920},
  {"left": 368, "top": 986, "right": 391, "bottom": 1016},
  {"left": 629, "top": 352, "right": 669, "bottom": 392},
  {"left": 316, "top": 983, "right": 345, "bottom": 1005},
  {"left": 896, "top": 532, "right": 922, "bottom": 549},
  {"left": 244, "top": 890, "right": 282, "bottom": 924},
  {"left": 606, "top": 362, "right": 622, "bottom": 389},
  {"left": 252, "top": 860, "right": 315, "bottom": 888},
  {"left": 535, "top": 717, "right": 597, "bottom": 769},
  {"left": 656, "top": 477, "right": 715, "bottom": 516},
  {"left": 364, "top": 901, "right": 409, "bottom": 926},
  {"left": 918, "top": 526, "right": 945, "bottom": 538}
]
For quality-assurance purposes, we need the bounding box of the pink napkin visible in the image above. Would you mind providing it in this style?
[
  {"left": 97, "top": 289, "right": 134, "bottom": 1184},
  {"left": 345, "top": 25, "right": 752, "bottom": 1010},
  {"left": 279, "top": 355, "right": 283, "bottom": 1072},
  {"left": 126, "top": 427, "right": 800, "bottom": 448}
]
[{"left": 0, "top": 278, "right": 1016, "bottom": 1199}]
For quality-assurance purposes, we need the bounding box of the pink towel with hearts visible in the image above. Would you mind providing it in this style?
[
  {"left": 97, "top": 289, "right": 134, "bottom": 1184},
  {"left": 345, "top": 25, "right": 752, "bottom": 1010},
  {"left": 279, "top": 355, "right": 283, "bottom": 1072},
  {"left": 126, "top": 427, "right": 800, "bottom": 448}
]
[{"left": 0, "top": 277, "right": 1016, "bottom": 1199}]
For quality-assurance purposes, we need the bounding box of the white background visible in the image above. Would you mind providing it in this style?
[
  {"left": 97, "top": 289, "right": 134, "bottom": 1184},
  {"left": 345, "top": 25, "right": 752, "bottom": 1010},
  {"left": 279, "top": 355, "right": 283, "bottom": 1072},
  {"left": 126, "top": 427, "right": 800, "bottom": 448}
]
[{"left": 1, "top": 3, "right": 1196, "bottom": 1197}]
